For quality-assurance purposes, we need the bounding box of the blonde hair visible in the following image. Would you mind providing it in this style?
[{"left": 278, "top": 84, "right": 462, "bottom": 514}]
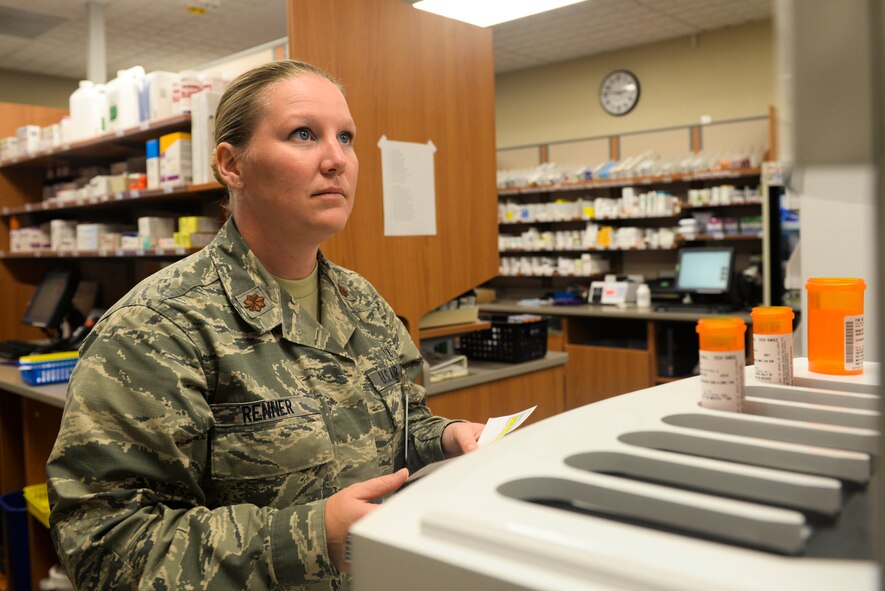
[{"left": 211, "top": 60, "right": 343, "bottom": 207}]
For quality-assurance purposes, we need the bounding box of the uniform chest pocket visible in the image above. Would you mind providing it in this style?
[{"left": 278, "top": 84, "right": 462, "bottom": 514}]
[{"left": 210, "top": 396, "right": 334, "bottom": 481}]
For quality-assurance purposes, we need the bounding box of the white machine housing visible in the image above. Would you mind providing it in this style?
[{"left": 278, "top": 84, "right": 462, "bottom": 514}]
[
  {"left": 589, "top": 279, "right": 640, "bottom": 305},
  {"left": 351, "top": 360, "right": 880, "bottom": 590}
]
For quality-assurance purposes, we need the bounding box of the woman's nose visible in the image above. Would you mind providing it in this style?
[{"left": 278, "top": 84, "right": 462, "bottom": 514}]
[{"left": 320, "top": 138, "right": 347, "bottom": 175}]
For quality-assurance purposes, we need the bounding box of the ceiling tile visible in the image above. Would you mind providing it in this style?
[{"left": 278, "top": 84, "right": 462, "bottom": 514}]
[{"left": 0, "top": 0, "right": 771, "bottom": 78}]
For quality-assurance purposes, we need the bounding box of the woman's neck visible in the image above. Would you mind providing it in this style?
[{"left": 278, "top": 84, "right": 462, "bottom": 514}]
[{"left": 234, "top": 218, "right": 319, "bottom": 280}]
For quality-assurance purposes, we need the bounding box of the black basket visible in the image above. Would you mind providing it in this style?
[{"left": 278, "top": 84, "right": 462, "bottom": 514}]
[{"left": 458, "top": 315, "right": 548, "bottom": 363}]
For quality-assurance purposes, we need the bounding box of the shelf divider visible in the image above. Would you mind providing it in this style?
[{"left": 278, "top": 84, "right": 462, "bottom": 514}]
[{"left": 419, "top": 320, "right": 492, "bottom": 341}]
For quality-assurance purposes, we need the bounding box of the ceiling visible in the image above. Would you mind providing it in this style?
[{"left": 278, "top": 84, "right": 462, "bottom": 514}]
[{"left": 0, "top": 0, "right": 772, "bottom": 81}]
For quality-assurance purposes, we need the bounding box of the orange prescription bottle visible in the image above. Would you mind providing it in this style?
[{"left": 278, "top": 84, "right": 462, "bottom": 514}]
[
  {"left": 696, "top": 318, "right": 747, "bottom": 412},
  {"left": 751, "top": 306, "right": 795, "bottom": 385},
  {"left": 805, "top": 278, "right": 865, "bottom": 375}
]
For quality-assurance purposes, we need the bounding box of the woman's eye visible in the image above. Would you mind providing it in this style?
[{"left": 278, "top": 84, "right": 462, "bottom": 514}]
[{"left": 292, "top": 128, "right": 312, "bottom": 141}]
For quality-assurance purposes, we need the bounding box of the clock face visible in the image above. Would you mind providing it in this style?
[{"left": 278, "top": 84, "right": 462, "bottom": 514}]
[{"left": 599, "top": 70, "right": 640, "bottom": 116}]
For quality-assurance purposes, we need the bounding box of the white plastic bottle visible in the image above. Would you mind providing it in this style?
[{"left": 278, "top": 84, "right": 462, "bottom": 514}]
[
  {"left": 69, "top": 81, "right": 106, "bottom": 141},
  {"left": 143, "top": 71, "right": 178, "bottom": 122},
  {"left": 178, "top": 70, "right": 202, "bottom": 114},
  {"left": 106, "top": 66, "right": 144, "bottom": 133},
  {"left": 635, "top": 283, "right": 651, "bottom": 308}
]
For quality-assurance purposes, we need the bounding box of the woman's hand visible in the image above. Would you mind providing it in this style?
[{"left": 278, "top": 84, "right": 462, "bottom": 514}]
[
  {"left": 324, "top": 468, "right": 409, "bottom": 573},
  {"left": 441, "top": 421, "right": 484, "bottom": 458}
]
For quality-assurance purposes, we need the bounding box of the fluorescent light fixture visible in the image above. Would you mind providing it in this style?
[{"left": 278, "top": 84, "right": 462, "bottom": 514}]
[{"left": 413, "top": 0, "right": 588, "bottom": 28}]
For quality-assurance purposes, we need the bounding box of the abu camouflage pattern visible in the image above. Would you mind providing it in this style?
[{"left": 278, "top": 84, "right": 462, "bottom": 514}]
[{"left": 47, "top": 219, "right": 456, "bottom": 590}]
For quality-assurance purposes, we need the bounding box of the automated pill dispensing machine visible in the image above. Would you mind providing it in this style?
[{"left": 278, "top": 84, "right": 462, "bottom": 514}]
[{"left": 351, "top": 360, "right": 880, "bottom": 590}]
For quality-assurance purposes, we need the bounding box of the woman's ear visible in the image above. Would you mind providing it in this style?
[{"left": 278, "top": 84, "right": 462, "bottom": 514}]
[{"left": 214, "top": 142, "right": 243, "bottom": 188}]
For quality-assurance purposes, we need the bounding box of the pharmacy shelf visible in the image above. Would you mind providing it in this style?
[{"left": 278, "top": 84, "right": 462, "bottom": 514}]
[
  {"left": 0, "top": 114, "right": 192, "bottom": 170},
  {"left": 497, "top": 167, "right": 762, "bottom": 195},
  {"left": 681, "top": 200, "right": 763, "bottom": 210},
  {"left": 500, "top": 246, "right": 679, "bottom": 255},
  {"left": 499, "top": 213, "right": 682, "bottom": 226},
  {"left": 0, "top": 182, "right": 224, "bottom": 217},
  {"left": 498, "top": 200, "right": 763, "bottom": 228},
  {"left": 498, "top": 273, "right": 608, "bottom": 279},
  {"left": 0, "top": 246, "right": 202, "bottom": 259},
  {"left": 680, "top": 233, "right": 763, "bottom": 242}
]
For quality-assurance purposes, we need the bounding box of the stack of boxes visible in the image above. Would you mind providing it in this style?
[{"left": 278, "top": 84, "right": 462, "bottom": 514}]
[
  {"left": 175, "top": 216, "right": 220, "bottom": 248},
  {"left": 9, "top": 224, "right": 50, "bottom": 253},
  {"left": 10, "top": 214, "right": 220, "bottom": 254},
  {"left": 136, "top": 217, "right": 177, "bottom": 249}
]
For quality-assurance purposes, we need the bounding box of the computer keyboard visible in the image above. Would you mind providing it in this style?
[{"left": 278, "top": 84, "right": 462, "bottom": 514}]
[{"left": 0, "top": 340, "right": 42, "bottom": 360}]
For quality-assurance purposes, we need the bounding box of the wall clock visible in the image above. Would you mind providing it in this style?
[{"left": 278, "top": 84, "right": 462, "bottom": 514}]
[{"left": 599, "top": 70, "right": 640, "bottom": 116}]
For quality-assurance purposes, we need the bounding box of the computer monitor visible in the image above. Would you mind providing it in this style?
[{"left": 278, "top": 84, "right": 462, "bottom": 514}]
[
  {"left": 22, "top": 269, "right": 79, "bottom": 330},
  {"left": 675, "top": 247, "right": 735, "bottom": 296}
]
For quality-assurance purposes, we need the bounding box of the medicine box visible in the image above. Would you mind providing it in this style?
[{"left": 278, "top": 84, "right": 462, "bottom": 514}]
[
  {"left": 0, "top": 136, "right": 15, "bottom": 161},
  {"left": 137, "top": 216, "right": 176, "bottom": 248},
  {"left": 121, "top": 233, "right": 142, "bottom": 250},
  {"left": 10, "top": 225, "right": 50, "bottom": 253},
  {"left": 76, "top": 223, "right": 118, "bottom": 250},
  {"left": 50, "top": 220, "right": 77, "bottom": 251},
  {"left": 40, "top": 124, "right": 61, "bottom": 152},
  {"left": 178, "top": 216, "right": 220, "bottom": 235},
  {"left": 16, "top": 125, "right": 41, "bottom": 157},
  {"left": 160, "top": 132, "right": 192, "bottom": 188}
]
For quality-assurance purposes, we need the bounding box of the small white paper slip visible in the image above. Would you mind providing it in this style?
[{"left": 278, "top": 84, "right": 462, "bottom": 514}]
[{"left": 476, "top": 406, "right": 537, "bottom": 447}]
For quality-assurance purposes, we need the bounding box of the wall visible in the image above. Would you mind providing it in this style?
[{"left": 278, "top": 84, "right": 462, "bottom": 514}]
[
  {"left": 495, "top": 20, "right": 774, "bottom": 149},
  {"left": 777, "top": 0, "right": 880, "bottom": 361},
  {"left": 196, "top": 37, "right": 287, "bottom": 77},
  {"left": 0, "top": 68, "right": 78, "bottom": 109}
]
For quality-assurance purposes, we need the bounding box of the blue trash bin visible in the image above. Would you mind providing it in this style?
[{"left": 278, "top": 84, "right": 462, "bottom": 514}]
[{"left": 0, "top": 490, "right": 31, "bottom": 591}]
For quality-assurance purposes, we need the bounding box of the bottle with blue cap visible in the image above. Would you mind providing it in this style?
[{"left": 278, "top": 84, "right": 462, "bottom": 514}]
[{"left": 146, "top": 139, "right": 160, "bottom": 190}]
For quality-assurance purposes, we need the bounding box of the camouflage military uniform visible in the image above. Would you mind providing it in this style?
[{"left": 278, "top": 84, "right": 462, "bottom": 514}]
[{"left": 47, "top": 219, "right": 457, "bottom": 590}]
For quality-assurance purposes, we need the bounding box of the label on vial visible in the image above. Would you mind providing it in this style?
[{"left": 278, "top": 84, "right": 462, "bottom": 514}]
[
  {"left": 699, "top": 350, "right": 744, "bottom": 412},
  {"left": 844, "top": 315, "right": 864, "bottom": 371},
  {"left": 753, "top": 334, "right": 793, "bottom": 385}
]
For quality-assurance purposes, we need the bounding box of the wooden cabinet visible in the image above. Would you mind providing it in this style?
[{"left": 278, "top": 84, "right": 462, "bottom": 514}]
[
  {"left": 562, "top": 316, "right": 654, "bottom": 409},
  {"left": 287, "top": 0, "right": 499, "bottom": 344},
  {"left": 480, "top": 303, "right": 755, "bottom": 412},
  {"left": 0, "top": 368, "right": 66, "bottom": 591},
  {"left": 427, "top": 362, "right": 565, "bottom": 427}
]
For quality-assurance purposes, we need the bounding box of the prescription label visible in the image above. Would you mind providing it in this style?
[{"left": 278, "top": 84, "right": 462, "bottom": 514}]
[
  {"left": 844, "top": 315, "right": 864, "bottom": 371},
  {"left": 699, "top": 350, "right": 745, "bottom": 412},
  {"left": 753, "top": 334, "right": 793, "bottom": 385}
]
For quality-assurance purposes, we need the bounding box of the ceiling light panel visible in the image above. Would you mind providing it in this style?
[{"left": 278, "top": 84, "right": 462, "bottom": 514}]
[{"left": 414, "top": 0, "right": 588, "bottom": 28}]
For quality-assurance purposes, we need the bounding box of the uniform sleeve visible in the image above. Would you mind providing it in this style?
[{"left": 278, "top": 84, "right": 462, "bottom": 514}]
[
  {"left": 382, "top": 303, "right": 463, "bottom": 470},
  {"left": 47, "top": 305, "right": 336, "bottom": 590}
]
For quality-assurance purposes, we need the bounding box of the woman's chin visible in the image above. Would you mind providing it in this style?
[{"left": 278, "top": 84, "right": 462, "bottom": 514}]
[{"left": 311, "top": 213, "right": 352, "bottom": 241}]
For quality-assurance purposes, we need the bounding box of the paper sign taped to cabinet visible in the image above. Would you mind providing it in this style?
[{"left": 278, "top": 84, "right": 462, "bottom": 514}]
[{"left": 378, "top": 135, "right": 437, "bottom": 236}]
